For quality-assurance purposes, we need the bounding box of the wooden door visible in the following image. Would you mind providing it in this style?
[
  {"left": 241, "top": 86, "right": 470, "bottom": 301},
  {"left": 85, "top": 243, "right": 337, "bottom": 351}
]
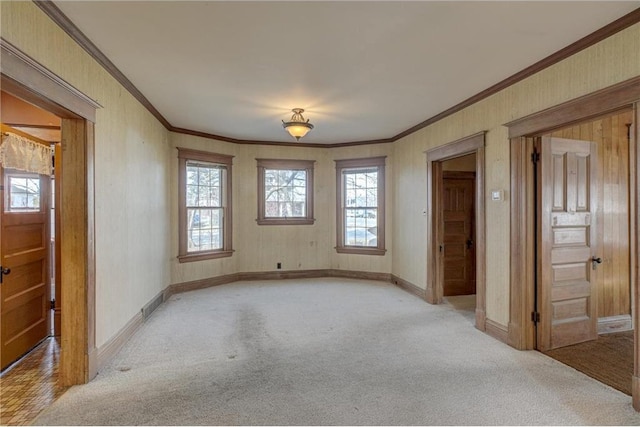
[
  {"left": 538, "top": 136, "right": 597, "bottom": 351},
  {"left": 0, "top": 167, "right": 50, "bottom": 370},
  {"left": 442, "top": 172, "right": 475, "bottom": 296},
  {"left": 550, "top": 111, "right": 632, "bottom": 329}
]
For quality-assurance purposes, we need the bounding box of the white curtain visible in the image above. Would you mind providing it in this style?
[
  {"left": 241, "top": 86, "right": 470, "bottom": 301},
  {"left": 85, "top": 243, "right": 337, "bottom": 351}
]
[{"left": 0, "top": 132, "right": 54, "bottom": 175}]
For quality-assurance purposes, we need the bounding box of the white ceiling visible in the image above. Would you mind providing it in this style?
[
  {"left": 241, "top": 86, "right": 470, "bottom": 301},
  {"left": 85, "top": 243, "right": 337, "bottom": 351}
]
[{"left": 53, "top": 1, "right": 638, "bottom": 144}]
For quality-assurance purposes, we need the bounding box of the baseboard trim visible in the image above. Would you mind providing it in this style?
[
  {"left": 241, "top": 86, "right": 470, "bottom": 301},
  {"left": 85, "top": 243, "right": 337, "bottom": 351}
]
[
  {"left": 598, "top": 314, "right": 633, "bottom": 334},
  {"left": 485, "top": 319, "right": 509, "bottom": 344},
  {"left": 390, "top": 274, "right": 425, "bottom": 299},
  {"left": 166, "top": 273, "right": 240, "bottom": 297},
  {"left": 96, "top": 312, "right": 144, "bottom": 371},
  {"left": 142, "top": 290, "right": 165, "bottom": 320},
  {"left": 167, "top": 269, "right": 396, "bottom": 297},
  {"left": 238, "top": 269, "right": 332, "bottom": 281},
  {"left": 328, "top": 269, "right": 392, "bottom": 282}
]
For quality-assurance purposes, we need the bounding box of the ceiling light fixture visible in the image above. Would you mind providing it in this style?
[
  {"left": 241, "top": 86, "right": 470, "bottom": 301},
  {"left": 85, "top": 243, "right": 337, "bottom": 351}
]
[{"left": 282, "top": 108, "right": 314, "bottom": 141}]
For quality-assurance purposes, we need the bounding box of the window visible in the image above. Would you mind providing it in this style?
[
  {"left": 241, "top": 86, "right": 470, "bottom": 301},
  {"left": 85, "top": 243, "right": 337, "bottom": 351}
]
[
  {"left": 257, "top": 159, "right": 315, "bottom": 225},
  {"left": 5, "top": 172, "right": 41, "bottom": 212},
  {"left": 178, "top": 148, "right": 233, "bottom": 262},
  {"left": 335, "top": 157, "right": 386, "bottom": 255}
]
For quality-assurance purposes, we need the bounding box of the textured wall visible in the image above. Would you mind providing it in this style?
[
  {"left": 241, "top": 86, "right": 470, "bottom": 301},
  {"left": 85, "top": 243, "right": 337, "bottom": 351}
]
[
  {"left": 1, "top": 2, "right": 172, "bottom": 348},
  {"left": 391, "top": 23, "right": 640, "bottom": 326}
]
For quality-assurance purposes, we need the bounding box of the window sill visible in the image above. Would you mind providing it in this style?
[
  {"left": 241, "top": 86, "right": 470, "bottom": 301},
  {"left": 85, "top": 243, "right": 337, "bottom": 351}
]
[
  {"left": 178, "top": 250, "right": 233, "bottom": 263},
  {"left": 256, "top": 218, "right": 315, "bottom": 226},
  {"left": 335, "top": 247, "right": 387, "bottom": 256}
]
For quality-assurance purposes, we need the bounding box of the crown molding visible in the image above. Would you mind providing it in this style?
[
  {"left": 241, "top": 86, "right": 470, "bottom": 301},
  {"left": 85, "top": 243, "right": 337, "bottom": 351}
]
[
  {"left": 168, "top": 126, "right": 394, "bottom": 148},
  {"left": 32, "top": 1, "right": 640, "bottom": 147}
]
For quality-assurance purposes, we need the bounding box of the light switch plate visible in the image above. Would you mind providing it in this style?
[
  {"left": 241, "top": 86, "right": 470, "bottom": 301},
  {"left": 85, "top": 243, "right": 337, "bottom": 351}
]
[{"left": 491, "top": 189, "right": 504, "bottom": 201}]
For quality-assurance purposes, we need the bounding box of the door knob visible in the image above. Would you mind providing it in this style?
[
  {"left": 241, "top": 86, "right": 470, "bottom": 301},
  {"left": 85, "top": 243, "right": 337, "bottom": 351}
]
[
  {"left": 0, "top": 266, "right": 10, "bottom": 284},
  {"left": 466, "top": 239, "right": 473, "bottom": 249},
  {"left": 591, "top": 257, "right": 602, "bottom": 270}
]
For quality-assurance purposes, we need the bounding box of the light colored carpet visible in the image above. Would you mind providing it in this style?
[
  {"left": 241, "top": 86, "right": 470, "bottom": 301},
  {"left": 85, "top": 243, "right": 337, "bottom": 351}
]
[{"left": 34, "top": 278, "right": 640, "bottom": 425}]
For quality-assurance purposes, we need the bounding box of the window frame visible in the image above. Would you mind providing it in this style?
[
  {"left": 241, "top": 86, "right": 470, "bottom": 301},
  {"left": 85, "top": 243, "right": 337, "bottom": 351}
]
[
  {"left": 178, "top": 147, "right": 233, "bottom": 263},
  {"left": 335, "top": 156, "right": 386, "bottom": 255},
  {"left": 256, "top": 158, "right": 315, "bottom": 225},
  {"left": 5, "top": 171, "right": 42, "bottom": 212}
]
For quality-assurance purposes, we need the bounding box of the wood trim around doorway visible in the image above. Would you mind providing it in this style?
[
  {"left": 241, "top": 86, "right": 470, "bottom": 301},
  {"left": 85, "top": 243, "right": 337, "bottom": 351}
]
[
  {"left": 633, "top": 102, "right": 640, "bottom": 411},
  {"left": 425, "top": 131, "right": 487, "bottom": 331},
  {"left": 506, "top": 83, "right": 639, "bottom": 409},
  {"left": 505, "top": 76, "right": 640, "bottom": 139},
  {"left": 507, "top": 136, "right": 537, "bottom": 350},
  {"left": 1, "top": 43, "right": 98, "bottom": 386},
  {"left": 0, "top": 38, "right": 102, "bottom": 122}
]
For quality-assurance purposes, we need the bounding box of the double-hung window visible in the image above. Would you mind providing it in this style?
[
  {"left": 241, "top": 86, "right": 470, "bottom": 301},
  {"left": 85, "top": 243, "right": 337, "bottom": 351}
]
[
  {"left": 178, "top": 148, "right": 233, "bottom": 262},
  {"left": 257, "top": 159, "right": 315, "bottom": 225},
  {"left": 335, "top": 157, "right": 386, "bottom": 255}
]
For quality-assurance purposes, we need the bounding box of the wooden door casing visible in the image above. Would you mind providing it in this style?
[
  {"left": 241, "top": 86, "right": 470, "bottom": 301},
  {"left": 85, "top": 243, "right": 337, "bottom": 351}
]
[
  {"left": 53, "top": 143, "right": 61, "bottom": 336},
  {"left": 0, "top": 167, "right": 51, "bottom": 370},
  {"left": 538, "top": 136, "right": 598, "bottom": 351},
  {"left": 442, "top": 172, "right": 476, "bottom": 296}
]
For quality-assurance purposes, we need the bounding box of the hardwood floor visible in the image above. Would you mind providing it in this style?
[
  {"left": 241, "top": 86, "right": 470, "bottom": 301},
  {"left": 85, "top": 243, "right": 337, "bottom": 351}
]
[
  {"left": 543, "top": 331, "right": 633, "bottom": 395},
  {"left": 0, "top": 338, "right": 67, "bottom": 425}
]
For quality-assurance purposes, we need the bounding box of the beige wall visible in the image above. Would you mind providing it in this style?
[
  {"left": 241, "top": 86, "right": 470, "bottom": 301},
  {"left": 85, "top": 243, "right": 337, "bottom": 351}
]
[
  {"left": 3, "top": 1, "right": 638, "bottom": 346},
  {"left": 1, "top": 2, "right": 172, "bottom": 348},
  {"left": 169, "top": 134, "right": 393, "bottom": 284},
  {"left": 391, "top": 23, "right": 640, "bottom": 326}
]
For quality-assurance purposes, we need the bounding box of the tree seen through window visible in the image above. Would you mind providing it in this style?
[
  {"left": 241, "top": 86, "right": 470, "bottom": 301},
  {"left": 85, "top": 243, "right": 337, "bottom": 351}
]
[
  {"left": 343, "top": 168, "right": 378, "bottom": 246},
  {"left": 186, "top": 161, "right": 223, "bottom": 252},
  {"left": 264, "top": 169, "right": 306, "bottom": 218}
]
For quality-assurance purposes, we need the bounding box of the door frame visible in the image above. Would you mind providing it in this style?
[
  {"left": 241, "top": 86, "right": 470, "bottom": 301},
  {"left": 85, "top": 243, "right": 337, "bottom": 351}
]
[
  {"left": 425, "top": 131, "right": 486, "bottom": 330},
  {"left": 505, "top": 75, "right": 640, "bottom": 409},
  {"left": 1, "top": 39, "right": 100, "bottom": 385}
]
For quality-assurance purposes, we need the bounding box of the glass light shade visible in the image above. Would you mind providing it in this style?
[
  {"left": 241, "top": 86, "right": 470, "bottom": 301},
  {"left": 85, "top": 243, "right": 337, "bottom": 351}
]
[
  {"left": 282, "top": 108, "right": 314, "bottom": 141},
  {"left": 284, "top": 124, "right": 312, "bottom": 140}
]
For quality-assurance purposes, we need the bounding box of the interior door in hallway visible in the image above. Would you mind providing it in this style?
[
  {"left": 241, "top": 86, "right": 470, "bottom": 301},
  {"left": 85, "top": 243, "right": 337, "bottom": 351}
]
[
  {"left": 550, "top": 111, "right": 632, "bottom": 329},
  {"left": 0, "top": 166, "right": 50, "bottom": 370},
  {"left": 537, "top": 136, "right": 597, "bottom": 351},
  {"left": 442, "top": 172, "right": 475, "bottom": 296}
]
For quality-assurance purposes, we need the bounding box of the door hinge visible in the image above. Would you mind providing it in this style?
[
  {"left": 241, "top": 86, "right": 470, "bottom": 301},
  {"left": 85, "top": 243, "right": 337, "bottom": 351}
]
[
  {"left": 50, "top": 299, "right": 56, "bottom": 310},
  {"left": 531, "top": 152, "right": 540, "bottom": 163},
  {"left": 531, "top": 311, "right": 540, "bottom": 323}
]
